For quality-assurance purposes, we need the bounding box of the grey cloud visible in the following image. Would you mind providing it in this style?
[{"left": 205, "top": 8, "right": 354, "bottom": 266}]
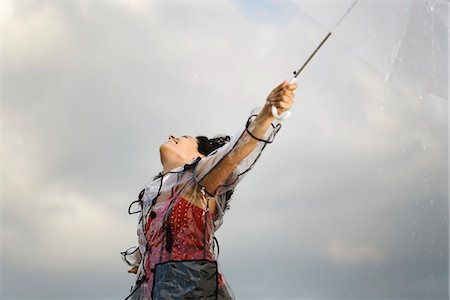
[{"left": 2, "top": 1, "right": 447, "bottom": 299}]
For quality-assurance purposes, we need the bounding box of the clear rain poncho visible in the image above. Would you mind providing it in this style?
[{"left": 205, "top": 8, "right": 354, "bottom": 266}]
[{"left": 122, "top": 107, "right": 282, "bottom": 299}]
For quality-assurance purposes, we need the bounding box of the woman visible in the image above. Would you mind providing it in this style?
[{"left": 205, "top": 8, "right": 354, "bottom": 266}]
[{"left": 121, "top": 79, "right": 298, "bottom": 299}]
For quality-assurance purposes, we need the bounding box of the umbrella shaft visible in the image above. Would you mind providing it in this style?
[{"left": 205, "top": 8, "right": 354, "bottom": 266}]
[
  {"left": 293, "top": 0, "right": 359, "bottom": 78},
  {"left": 294, "top": 32, "right": 332, "bottom": 78}
]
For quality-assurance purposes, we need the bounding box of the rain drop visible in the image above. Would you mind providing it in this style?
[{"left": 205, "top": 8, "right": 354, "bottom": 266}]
[
  {"left": 418, "top": 95, "right": 423, "bottom": 100},
  {"left": 411, "top": 231, "right": 416, "bottom": 237},
  {"left": 423, "top": 144, "right": 427, "bottom": 150},
  {"left": 380, "top": 106, "right": 384, "bottom": 110},
  {"left": 401, "top": 147, "right": 406, "bottom": 153},
  {"left": 429, "top": 199, "right": 434, "bottom": 204}
]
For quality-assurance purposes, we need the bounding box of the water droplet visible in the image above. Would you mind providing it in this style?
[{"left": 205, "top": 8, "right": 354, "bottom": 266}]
[
  {"left": 401, "top": 148, "right": 406, "bottom": 153},
  {"left": 423, "top": 144, "right": 427, "bottom": 150},
  {"left": 411, "top": 231, "right": 416, "bottom": 237},
  {"left": 430, "top": 199, "right": 434, "bottom": 204},
  {"left": 380, "top": 106, "right": 384, "bottom": 110},
  {"left": 418, "top": 95, "right": 423, "bottom": 100},
  {"left": 430, "top": 5, "right": 434, "bottom": 12}
]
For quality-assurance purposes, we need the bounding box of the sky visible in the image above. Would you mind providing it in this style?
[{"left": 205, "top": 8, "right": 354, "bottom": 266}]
[{"left": 1, "top": 0, "right": 448, "bottom": 299}]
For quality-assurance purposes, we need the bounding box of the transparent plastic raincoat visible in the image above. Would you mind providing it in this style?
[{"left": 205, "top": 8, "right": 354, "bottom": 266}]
[{"left": 122, "top": 107, "right": 282, "bottom": 299}]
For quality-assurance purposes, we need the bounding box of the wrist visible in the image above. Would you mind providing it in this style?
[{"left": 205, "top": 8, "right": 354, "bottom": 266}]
[{"left": 256, "top": 104, "right": 275, "bottom": 124}]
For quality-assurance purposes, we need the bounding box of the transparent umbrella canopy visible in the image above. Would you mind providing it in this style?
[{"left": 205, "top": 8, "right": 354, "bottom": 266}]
[{"left": 291, "top": 0, "right": 447, "bottom": 100}]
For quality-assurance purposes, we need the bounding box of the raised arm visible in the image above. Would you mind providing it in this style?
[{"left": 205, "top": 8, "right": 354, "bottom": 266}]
[{"left": 198, "top": 79, "right": 298, "bottom": 196}]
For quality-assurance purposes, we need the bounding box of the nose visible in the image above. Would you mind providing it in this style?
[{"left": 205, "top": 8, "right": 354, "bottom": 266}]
[{"left": 169, "top": 135, "right": 177, "bottom": 141}]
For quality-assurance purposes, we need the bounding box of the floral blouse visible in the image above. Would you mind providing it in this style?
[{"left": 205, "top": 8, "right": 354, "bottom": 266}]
[{"left": 122, "top": 107, "right": 282, "bottom": 299}]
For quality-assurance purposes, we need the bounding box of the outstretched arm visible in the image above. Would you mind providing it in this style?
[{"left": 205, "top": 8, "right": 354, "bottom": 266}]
[{"left": 199, "top": 79, "right": 298, "bottom": 196}]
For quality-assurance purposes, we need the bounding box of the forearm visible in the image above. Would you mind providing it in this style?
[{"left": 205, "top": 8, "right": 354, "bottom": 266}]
[
  {"left": 251, "top": 104, "right": 275, "bottom": 139},
  {"left": 197, "top": 79, "right": 296, "bottom": 196},
  {"left": 199, "top": 105, "right": 276, "bottom": 195}
]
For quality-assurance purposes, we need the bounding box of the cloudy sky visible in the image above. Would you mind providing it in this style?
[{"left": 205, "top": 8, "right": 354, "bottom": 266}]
[{"left": 1, "top": 0, "right": 448, "bottom": 299}]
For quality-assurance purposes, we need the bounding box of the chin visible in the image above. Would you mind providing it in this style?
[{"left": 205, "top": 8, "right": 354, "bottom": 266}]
[{"left": 159, "top": 143, "right": 171, "bottom": 156}]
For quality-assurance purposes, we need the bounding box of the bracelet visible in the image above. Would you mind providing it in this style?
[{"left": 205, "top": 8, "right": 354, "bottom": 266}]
[{"left": 245, "top": 115, "right": 281, "bottom": 144}]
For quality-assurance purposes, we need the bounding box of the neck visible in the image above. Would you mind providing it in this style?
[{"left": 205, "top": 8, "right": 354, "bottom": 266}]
[
  {"left": 162, "top": 156, "right": 202, "bottom": 175},
  {"left": 162, "top": 162, "right": 182, "bottom": 175}
]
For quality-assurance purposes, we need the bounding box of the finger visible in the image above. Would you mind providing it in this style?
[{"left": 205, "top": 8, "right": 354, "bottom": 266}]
[
  {"left": 282, "top": 89, "right": 294, "bottom": 97},
  {"left": 272, "top": 80, "right": 289, "bottom": 95},
  {"left": 273, "top": 99, "right": 292, "bottom": 110},
  {"left": 274, "top": 94, "right": 293, "bottom": 103},
  {"left": 287, "top": 82, "right": 298, "bottom": 90},
  {"left": 273, "top": 89, "right": 293, "bottom": 98},
  {"left": 271, "top": 94, "right": 295, "bottom": 106}
]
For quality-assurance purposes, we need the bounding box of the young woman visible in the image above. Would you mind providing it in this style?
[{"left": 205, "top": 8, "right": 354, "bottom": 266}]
[{"left": 121, "top": 79, "right": 298, "bottom": 299}]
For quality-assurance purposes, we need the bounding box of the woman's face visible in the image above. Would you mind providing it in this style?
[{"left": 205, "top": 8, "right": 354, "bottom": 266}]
[{"left": 159, "top": 134, "right": 203, "bottom": 168}]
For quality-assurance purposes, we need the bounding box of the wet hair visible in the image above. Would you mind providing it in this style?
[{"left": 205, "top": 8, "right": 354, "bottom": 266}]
[{"left": 195, "top": 135, "right": 231, "bottom": 156}]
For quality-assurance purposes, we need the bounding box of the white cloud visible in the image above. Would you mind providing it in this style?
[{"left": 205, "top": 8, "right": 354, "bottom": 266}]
[
  {"left": 1, "top": 1, "right": 447, "bottom": 298},
  {"left": 4, "top": 3, "right": 74, "bottom": 70},
  {"left": 2, "top": 183, "right": 134, "bottom": 272},
  {"left": 325, "top": 238, "right": 385, "bottom": 265}
]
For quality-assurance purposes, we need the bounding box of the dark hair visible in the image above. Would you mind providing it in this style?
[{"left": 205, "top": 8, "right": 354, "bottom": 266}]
[{"left": 195, "top": 135, "right": 231, "bottom": 156}]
